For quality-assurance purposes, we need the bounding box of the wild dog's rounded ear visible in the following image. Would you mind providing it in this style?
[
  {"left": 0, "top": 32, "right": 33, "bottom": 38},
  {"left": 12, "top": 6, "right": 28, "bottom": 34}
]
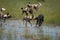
[
  {"left": 28, "top": 1, "right": 30, "bottom": 4},
  {"left": 7, "top": 13, "right": 9, "bottom": 15}
]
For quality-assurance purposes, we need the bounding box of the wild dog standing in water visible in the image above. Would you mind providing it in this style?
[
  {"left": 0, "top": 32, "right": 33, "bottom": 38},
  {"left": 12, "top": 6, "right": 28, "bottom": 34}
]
[
  {"left": 23, "top": 15, "right": 34, "bottom": 26},
  {"left": 3, "top": 13, "right": 11, "bottom": 22}
]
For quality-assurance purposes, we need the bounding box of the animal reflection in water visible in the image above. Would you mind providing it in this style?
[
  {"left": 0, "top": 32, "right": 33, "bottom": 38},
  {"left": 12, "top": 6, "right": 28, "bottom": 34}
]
[{"left": 23, "top": 14, "right": 44, "bottom": 27}]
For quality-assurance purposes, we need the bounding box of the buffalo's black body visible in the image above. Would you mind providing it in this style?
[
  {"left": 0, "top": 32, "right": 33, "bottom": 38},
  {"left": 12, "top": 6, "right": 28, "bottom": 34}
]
[{"left": 34, "top": 14, "right": 44, "bottom": 26}]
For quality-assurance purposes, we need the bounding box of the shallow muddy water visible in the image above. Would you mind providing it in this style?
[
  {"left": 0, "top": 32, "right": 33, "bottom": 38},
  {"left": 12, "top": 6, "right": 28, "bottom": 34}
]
[{"left": 0, "top": 20, "right": 60, "bottom": 40}]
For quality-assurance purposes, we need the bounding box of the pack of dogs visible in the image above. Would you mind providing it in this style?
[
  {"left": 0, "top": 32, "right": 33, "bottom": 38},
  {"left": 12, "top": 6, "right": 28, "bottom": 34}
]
[
  {"left": 0, "top": 2, "right": 44, "bottom": 27},
  {"left": 21, "top": 2, "right": 44, "bottom": 27}
]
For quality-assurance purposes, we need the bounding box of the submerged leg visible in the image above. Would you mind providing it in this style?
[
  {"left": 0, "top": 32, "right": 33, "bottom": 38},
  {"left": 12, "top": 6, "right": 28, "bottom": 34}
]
[
  {"left": 3, "top": 18, "right": 6, "bottom": 22},
  {"left": 35, "top": 20, "right": 39, "bottom": 27},
  {"left": 25, "top": 21, "right": 27, "bottom": 27},
  {"left": 39, "top": 22, "right": 41, "bottom": 26},
  {"left": 39, "top": 21, "right": 43, "bottom": 27},
  {"left": 0, "top": 19, "right": 2, "bottom": 26},
  {"left": 23, "top": 18, "right": 25, "bottom": 24}
]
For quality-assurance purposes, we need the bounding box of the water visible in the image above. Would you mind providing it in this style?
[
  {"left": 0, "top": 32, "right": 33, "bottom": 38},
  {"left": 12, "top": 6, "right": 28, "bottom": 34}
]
[{"left": 0, "top": 20, "right": 60, "bottom": 40}]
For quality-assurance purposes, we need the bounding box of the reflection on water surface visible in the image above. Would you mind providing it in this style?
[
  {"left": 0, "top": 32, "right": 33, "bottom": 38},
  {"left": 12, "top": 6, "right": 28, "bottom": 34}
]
[{"left": 0, "top": 20, "right": 60, "bottom": 40}]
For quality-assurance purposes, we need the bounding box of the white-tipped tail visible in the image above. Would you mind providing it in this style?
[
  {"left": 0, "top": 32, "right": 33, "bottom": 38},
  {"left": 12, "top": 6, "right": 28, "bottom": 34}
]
[
  {"left": 2, "top": 8, "right": 6, "bottom": 11},
  {"left": 39, "top": 3, "right": 42, "bottom": 6}
]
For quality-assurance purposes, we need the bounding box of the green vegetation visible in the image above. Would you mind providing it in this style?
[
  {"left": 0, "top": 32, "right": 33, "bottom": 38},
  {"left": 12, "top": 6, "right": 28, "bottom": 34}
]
[{"left": 0, "top": 0, "right": 60, "bottom": 25}]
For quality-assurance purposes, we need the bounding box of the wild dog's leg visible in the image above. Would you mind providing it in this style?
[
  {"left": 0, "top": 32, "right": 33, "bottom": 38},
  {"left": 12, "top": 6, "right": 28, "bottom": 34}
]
[
  {"left": 25, "top": 20, "right": 27, "bottom": 27},
  {"left": 38, "top": 20, "right": 43, "bottom": 27},
  {"left": 39, "top": 22, "right": 41, "bottom": 27},
  {"left": 26, "top": 13, "right": 28, "bottom": 16},
  {"left": 28, "top": 20, "right": 32, "bottom": 26},
  {"left": 35, "top": 20, "right": 39, "bottom": 27},
  {"left": 3, "top": 18, "right": 6, "bottom": 22},
  {"left": 21, "top": 10, "right": 25, "bottom": 15}
]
